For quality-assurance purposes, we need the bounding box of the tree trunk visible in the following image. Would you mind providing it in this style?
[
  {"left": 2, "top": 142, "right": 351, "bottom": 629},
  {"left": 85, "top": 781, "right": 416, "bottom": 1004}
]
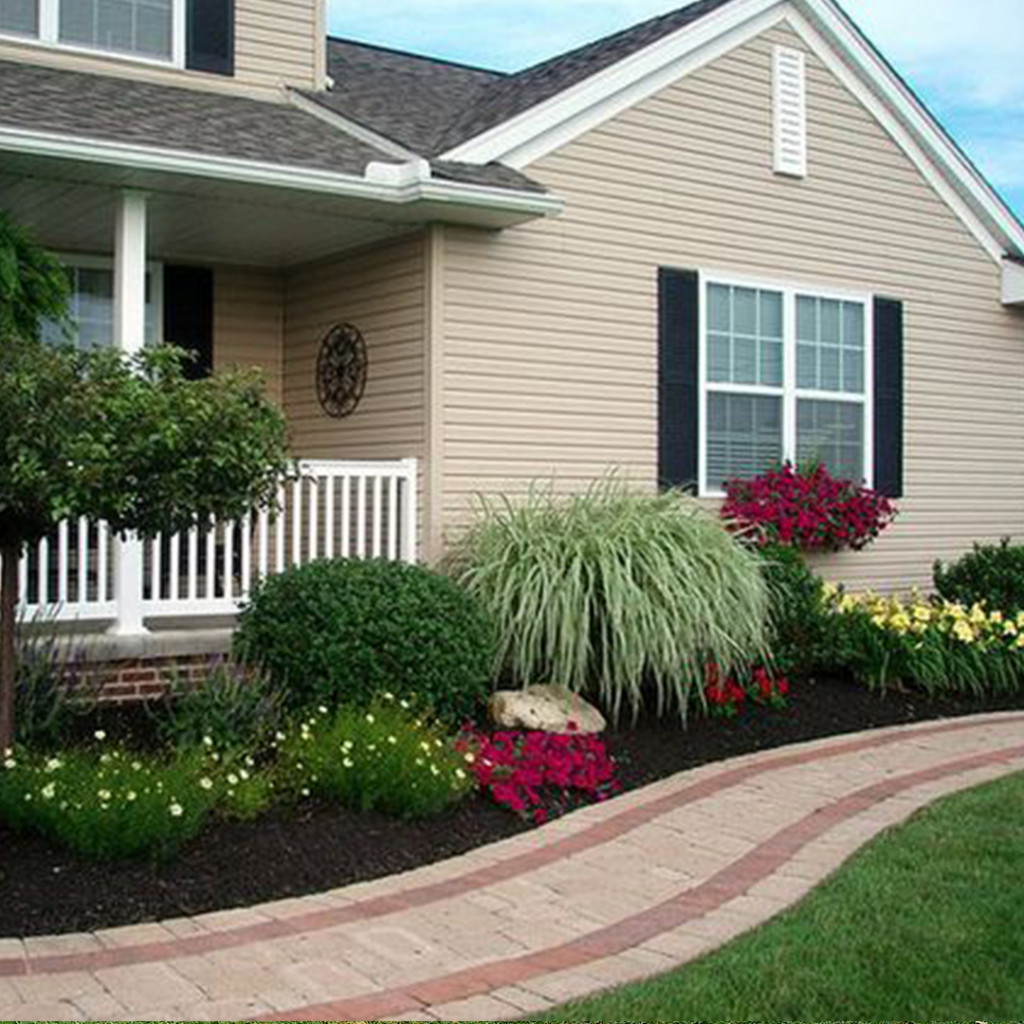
[{"left": 0, "top": 540, "right": 19, "bottom": 752}]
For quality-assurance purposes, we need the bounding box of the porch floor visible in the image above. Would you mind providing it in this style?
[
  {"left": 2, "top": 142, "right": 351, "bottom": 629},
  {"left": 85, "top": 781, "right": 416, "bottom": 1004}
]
[{"left": 1, "top": 712, "right": 1022, "bottom": 1022}]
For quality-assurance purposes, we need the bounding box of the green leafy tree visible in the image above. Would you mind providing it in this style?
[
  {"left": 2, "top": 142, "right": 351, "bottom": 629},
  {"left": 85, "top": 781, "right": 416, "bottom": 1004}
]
[{"left": 0, "top": 213, "right": 291, "bottom": 749}]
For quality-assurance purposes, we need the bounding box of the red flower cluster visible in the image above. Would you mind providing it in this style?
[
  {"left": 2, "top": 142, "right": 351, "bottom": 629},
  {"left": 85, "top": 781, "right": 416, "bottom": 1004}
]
[
  {"left": 456, "top": 726, "right": 621, "bottom": 825},
  {"left": 704, "top": 663, "right": 791, "bottom": 718},
  {"left": 721, "top": 463, "right": 896, "bottom": 553}
]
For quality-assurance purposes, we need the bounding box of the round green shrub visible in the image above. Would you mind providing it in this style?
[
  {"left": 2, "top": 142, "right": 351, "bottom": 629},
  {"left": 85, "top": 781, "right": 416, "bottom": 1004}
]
[
  {"left": 934, "top": 539, "right": 1024, "bottom": 615},
  {"left": 233, "top": 559, "right": 495, "bottom": 722}
]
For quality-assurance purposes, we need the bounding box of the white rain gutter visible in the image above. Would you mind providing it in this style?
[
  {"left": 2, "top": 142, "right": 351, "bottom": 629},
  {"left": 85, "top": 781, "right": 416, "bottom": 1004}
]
[{"left": 0, "top": 126, "right": 565, "bottom": 219}]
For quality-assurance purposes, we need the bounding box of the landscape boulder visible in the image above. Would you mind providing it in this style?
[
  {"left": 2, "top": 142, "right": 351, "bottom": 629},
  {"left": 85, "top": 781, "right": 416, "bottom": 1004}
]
[{"left": 487, "top": 685, "right": 607, "bottom": 735}]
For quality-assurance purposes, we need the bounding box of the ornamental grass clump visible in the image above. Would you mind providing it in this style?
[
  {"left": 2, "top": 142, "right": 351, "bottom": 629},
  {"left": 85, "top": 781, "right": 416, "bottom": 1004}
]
[
  {"left": 825, "top": 587, "right": 1024, "bottom": 697},
  {"left": 275, "top": 694, "right": 474, "bottom": 819},
  {"left": 448, "top": 480, "right": 771, "bottom": 722}
]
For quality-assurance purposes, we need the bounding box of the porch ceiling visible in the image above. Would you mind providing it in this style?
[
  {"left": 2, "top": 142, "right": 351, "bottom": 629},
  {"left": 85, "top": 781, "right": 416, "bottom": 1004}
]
[{"left": 0, "top": 151, "right": 513, "bottom": 267}]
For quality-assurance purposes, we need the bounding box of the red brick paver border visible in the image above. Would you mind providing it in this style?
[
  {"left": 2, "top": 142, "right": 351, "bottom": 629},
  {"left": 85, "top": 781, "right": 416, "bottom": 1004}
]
[{"left": 2, "top": 712, "right": 1023, "bottom": 1022}]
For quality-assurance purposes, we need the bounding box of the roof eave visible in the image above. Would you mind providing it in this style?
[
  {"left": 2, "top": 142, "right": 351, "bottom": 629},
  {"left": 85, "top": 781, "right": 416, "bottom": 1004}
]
[{"left": 0, "top": 125, "right": 563, "bottom": 226}]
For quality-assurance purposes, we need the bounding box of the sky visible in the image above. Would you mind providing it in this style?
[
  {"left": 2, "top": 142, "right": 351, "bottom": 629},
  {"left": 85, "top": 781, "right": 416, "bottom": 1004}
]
[{"left": 327, "top": 0, "right": 1024, "bottom": 223}]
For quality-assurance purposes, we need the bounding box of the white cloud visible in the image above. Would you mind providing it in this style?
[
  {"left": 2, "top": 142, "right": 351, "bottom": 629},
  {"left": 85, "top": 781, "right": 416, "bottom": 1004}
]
[{"left": 842, "top": 0, "right": 1024, "bottom": 107}]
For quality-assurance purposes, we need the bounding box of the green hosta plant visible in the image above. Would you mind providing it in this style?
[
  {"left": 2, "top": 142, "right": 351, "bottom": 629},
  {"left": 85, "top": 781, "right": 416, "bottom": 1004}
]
[{"left": 447, "top": 479, "right": 772, "bottom": 722}]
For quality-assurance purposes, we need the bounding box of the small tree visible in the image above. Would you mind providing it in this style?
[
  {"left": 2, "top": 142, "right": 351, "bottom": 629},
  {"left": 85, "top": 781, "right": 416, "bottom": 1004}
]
[{"left": 0, "top": 214, "right": 291, "bottom": 749}]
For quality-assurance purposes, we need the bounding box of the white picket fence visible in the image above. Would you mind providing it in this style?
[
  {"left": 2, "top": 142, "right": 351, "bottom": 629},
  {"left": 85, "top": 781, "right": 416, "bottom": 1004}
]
[{"left": 14, "top": 459, "right": 418, "bottom": 633}]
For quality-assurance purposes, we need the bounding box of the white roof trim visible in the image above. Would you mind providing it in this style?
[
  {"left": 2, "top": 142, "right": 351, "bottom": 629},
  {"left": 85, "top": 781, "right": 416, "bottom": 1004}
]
[
  {"left": 439, "top": 0, "right": 1024, "bottom": 263},
  {"left": 0, "top": 125, "right": 564, "bottom": 218},
  {"left": 1004, "top": 260, "right": 1024, "bottom": 307},
  {"left": 442, "top": 0, "right": 784, "bottom": 169}
]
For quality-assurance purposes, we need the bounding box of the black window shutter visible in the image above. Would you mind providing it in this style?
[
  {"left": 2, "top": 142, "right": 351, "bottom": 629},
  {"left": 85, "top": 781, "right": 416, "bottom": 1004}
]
[
  {"left": 164, "top": 266, "right": 214, "bottom": 381},
  {"left": 873, "top": 296, "right": 905, "bottom": 498},
  {"left": 186, "top": 0, "right": 235, "bottom": 76},
  {"left": 658, "top": 268, "right": 700, "bottom": 492}
]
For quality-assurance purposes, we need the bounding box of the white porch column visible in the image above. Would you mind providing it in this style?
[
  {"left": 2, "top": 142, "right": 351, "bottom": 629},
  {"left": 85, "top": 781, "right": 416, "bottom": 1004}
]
[{"left": 109, "top": 190, "right": 149, "bottom": 637}]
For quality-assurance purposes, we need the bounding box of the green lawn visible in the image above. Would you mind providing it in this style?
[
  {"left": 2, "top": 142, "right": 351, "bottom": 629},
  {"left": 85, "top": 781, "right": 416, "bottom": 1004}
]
[{"left": 522, "top": 771, "right": 1024, "bottom": 1022}]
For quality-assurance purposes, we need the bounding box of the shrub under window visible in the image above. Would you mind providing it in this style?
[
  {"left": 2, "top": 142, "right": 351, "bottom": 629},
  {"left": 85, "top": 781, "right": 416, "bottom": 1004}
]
[
  {"left": 934, "top": 539, "right": 1024, "bottom": 616},
  {"left": 233, "top": 559, "right": 495, "bottom": 722}
]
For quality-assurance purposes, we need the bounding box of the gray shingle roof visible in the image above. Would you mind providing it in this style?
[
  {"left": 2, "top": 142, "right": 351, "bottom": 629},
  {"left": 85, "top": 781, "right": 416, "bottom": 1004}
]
[
  {"left": 317, "top": 38, "right": 504, "bottom": 155},
  {"left": 314, "top": 0, "right": 735, "bottom": 158},
  {"left": 0, "top": 58, "right": 390, "bottom": 174},
  {"left": 0, "top": 0, "right": 734, "bottom": 197},
  {"left": 433, "top": 0, "right": 735, "bottom": 153}
]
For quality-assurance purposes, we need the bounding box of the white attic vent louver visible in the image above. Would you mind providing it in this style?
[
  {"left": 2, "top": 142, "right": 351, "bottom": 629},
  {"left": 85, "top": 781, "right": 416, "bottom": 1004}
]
[{"left": 773, "top": 46, "right": 808, "bottom": 178}]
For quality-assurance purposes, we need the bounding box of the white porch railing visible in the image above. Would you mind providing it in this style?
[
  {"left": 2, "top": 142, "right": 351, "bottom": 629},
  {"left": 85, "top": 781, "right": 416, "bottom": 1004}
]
[{"left": 14, "top": 459, "right": 418, "bottom": 633}]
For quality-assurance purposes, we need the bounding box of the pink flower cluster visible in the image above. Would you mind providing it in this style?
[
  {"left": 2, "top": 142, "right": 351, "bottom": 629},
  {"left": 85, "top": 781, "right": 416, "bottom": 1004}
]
[
  {"left": 456, "top": 726, "right": 621, "bottom": 825},
  {"left": 721, "top": 463, "right": 896, "bottom": 553},
  {"left": 704, "top": 663, "right": 791, "bottom": 718}
]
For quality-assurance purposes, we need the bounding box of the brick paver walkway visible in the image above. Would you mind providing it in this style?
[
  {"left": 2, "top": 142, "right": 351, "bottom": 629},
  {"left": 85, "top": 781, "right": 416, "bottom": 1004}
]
[{"left": 2, "top": 712, "right": 1023, "bottom": 1022}]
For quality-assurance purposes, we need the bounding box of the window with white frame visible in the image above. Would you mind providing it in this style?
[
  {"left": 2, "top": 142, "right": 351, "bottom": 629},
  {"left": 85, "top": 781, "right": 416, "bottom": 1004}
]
[
  {"left": 42, "top": 256, "right": 161, "bottom": 350},
  {"left": 702, "top": 276, "right": 871, "bottom": 494},
  {"left": 0, "top": 0, "right": 181, "bottom": 62}
]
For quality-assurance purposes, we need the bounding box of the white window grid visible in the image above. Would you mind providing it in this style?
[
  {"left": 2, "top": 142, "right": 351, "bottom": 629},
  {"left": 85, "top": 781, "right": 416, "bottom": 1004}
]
[
  {"left": 698, "top": 269, "right": 874, "bottom": 498},
  {"left": 0, "top": 0, "right": 185, "bottom": 68},
  {"left": 43, "top": 252, "right": 164, "bottom": 351}
]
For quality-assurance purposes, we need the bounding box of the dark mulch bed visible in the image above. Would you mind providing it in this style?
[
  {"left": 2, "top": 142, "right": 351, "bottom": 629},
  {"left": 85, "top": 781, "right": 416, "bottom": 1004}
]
[{"left": 3, "top": 677, "right": 1023, "bottom": 939}]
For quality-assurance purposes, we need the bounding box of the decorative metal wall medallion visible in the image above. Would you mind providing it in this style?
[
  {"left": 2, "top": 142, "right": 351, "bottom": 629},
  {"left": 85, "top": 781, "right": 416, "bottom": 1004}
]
[{"left": 316, "top": 323, "right": 368, "bottom": 419}]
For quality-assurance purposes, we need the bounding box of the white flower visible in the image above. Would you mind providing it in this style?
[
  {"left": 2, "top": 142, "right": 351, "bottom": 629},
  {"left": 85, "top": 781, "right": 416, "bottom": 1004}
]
[
  {"left": 41, "top": 782, "right": 56, "bottom": 800},
  {"left": 239, "top": 769, "right": 250, "bottom": 781},
  {"left": 203, "top": 736, "right": 214, "bottom": 748},
  {"left": 45, "top": 758, "right": 62, "bottom": 772},
  {"left": 94, "top": 730, "right": 107, "bottom": 741},
  {"left": 342, "top": 757, "right": 354, "bottom": 769},
  {"left": 275, "top": 731, "right": 287, "bottom": 742},
  {"left": 169, "top": 802, "right": 184, "bottom": 818},
  {"left": 199, "top": 777, "right": 214, "bottom": 791},
  {"left": 97, "top": 789, "right": 112, "bottom": 801},
  {"left": 227, "top": 773, "right": 239, "bottom": 786},
  {"left": 399, "top": 699, "right": 410, "bottom": 710},
  {"left": 387, "top": 735, "right": 397, "bottom": 745},
  {"left": 126, "top": 791, "right": 137, "bottom": 802},
  {"left": 3, "top": 758, "right": 16, "bottom": 770},
  {"left": 318, "top": 705, "right": 329, "bottom": 715},
  {"left": 132, "top": 761, "right": 142, "bottom": 772},
  {"left": 365, "top": 713, "right": 375, "bottom": 724},
  {"left": 300, "top": 787, "right": 311, "bottom": 798}
]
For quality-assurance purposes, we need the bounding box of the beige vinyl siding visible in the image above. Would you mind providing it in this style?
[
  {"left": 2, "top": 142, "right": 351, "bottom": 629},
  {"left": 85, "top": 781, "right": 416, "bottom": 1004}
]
[
  {"left": 0, "top": 0, "right": 321, "bottom": 97},
  {"left": 213, "top": 266, "right": 284, "bottom": 403},
  {"left": 439, "top": 20, "right": 1024, "bottom": 592},
  {"left": 235, "top": 0, "right": 319, "bottom": 93},
  {"left": 283, "top": 234, "right": 426, "bottom": 462}
]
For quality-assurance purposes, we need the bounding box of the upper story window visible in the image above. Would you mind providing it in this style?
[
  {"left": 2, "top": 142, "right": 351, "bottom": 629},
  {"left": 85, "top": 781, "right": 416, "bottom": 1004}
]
[
  {"left": 0, "top": 0, "right": 184, "bottom": 64},
  {"left": 701, "top": 275, "right": 872, "bottom": 495},
  {"left": 42, "top": 255, "right": 162, "bottom": 350}
]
